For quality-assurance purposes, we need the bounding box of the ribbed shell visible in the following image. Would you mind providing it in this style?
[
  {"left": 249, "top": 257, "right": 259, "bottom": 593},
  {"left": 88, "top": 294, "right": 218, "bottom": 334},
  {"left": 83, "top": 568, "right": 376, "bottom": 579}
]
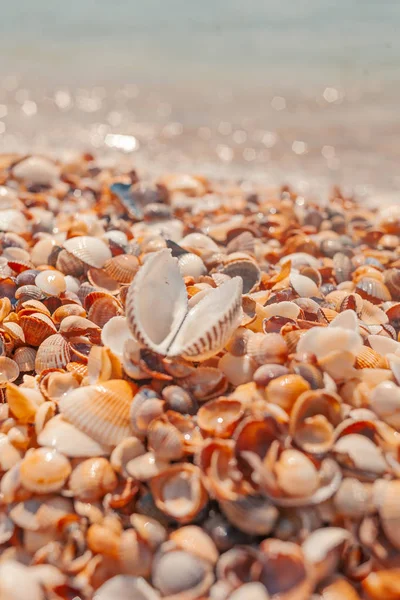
[
  {"left": 20, "top": 312, "right": 57, "bottom": 346},
  {"left": 63, "top": 236, "right": 112, "bottom": 268},
  {"left": 221, "top": 259, "right": 261, "bottom": 294},
  {"left": 103, "top": 254, "right": 140, "bottom": 284},
  {"left": 35, "top": 334, "right": 71, "bottom": 373},
  {"left": 58, "top": 380, "right": 134, "bottom": 445},
  {"left": 356, "top": 277, "right": 391, "bottom": 304},
  {"left": 13, "top": 346, "right": 37, "bottom": 371},
  {"left": 355, "top": 346, "right": 388, "bottom": 369}
]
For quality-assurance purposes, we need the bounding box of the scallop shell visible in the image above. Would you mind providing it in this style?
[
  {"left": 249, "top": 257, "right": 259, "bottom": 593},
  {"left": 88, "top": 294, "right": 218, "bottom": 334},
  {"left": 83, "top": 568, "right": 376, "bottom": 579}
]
[
  {"left": 103, "top": 254, "right": 140, "bottom": 284},
  {"left": 20, "top": 312, "right": 57, "bottom": 346},
  {"left": 0, "top": 209, "right": 29, "bottom": 234},
  {"left": 126, "top": 249, "right": 242, "bottom": 360},
  {"left": 63, "top": 236, "right": 112, "bottom": 268},
  {"left": 56, "top": 248, "right": 86, "bottom": 277},
  {"left": 355, "top": 346, "right": 388, "bottom": 369},
  {"left": 19, "top": 447, "right": 71, "bottom": 493},
  {"left": 247, "top": 333, "right": 288, "bottom": 366},
  {"left": 58, "top": 380, "right": 134, "bottom": 445},
  {"left": 178, "top": 253, "right": 207, "bottom": 279}
]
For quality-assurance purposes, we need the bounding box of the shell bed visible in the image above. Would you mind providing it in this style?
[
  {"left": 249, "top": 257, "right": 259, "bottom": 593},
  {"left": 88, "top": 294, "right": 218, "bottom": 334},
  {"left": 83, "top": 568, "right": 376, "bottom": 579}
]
[{"left": 0, "top": 153, "right": 399, "bottom": 599}]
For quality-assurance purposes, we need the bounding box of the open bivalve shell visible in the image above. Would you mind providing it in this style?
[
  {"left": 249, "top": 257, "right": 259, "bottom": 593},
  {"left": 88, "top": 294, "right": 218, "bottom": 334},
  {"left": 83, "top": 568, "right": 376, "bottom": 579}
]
[{"left": 125, "top": 249, "right": 243, "bottom": 361}]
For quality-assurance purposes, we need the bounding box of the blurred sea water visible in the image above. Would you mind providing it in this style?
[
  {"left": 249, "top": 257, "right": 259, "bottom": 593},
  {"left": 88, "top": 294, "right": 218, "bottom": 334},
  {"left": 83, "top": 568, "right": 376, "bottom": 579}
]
[{"left": 0, "top": 0, "right": 399, "bottom": 192}]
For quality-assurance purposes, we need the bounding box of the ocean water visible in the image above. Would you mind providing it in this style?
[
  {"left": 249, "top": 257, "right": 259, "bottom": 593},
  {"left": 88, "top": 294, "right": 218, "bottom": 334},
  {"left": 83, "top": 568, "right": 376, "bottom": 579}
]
[{"left": 0, "top": 0, "right": 400, "bottom": 191}]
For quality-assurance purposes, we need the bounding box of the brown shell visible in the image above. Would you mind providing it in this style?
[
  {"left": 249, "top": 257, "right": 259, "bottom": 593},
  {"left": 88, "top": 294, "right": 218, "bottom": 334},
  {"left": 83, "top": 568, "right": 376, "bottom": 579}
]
[
  {"left": 20, "top": 312, "right": 57, "bottom": 346},
  {"left": 35, "top": 334, "right": 71, "bottom": 373},
  {"left": 355, "top": 346, "right": 388, "bottom": 369},
  {"left": 103, "top": 254, "right": 140, "bottom": 284}
]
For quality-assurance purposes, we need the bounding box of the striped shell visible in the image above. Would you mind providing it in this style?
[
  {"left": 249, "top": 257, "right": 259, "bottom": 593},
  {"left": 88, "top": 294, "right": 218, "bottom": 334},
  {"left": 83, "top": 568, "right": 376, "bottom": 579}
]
[
  {"left": 20, "top": 312, "right": 57, "bottom": 346},
  {"left": 0, "top": 357, "right": 20, "bottom": 387},
  {"left": 221, "top": 259, "right": 261, "bottom": 294},
  {"left": 35, "top": 334, "right": 71, "bottom": 373},
  {"left": 104, "top": 254, "right": 140, "bottom": 284},
  {"left": 125, "top": 249, "right": 242, "bottom": 361},
  {"left": 13, "top": 346, "right": 37, "bottom": 371},
  {"left": 63, "top": 236, "right": 112, "bottom": 268},
  {"left": 58, "top": 380, "right": 134, "bottom": 445}
]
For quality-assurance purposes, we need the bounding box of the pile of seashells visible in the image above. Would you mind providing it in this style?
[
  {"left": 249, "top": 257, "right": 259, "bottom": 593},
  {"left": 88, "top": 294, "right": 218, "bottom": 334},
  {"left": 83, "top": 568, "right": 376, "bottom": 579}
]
[{"left": 0, "top": 154, "right": 399, "bottom": 599}]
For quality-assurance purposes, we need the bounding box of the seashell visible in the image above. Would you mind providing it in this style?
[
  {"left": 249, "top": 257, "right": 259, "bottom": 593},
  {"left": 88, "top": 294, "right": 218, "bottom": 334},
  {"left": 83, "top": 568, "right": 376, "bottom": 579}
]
[
  {"left": 35, "top": 269, "right": 66, "bottom": 296},
  {"left": 355, "top": 346, "right": 388, "bottom": 369},
  {"left": 103, "top": 254, "right": 140, "bottom": 284},
  {"left": 63, "top": 235, "right": 112, "bottom": 268},
  {"left": 0, "top": 297, "right": 12, "bottom": 321},
  {"left": 58, "top": 380, "right": 134, "bottom": 446},
  {"left": 265, "top": 374, "right": 311, "bottom": 413},
  {"left": 2, "top": 321, "right": 25, "bottom": 345},
  {"left": 150, "top": 464, "right": 208, "bottom": 523},
  {"left": 14, "top": 346, "right": 36, "bottom": 373},
  {"left": 334, "top": 434, "right": 387, "bottom": 475},
  {"left": 110, "top": 436, "right": 145, "bottom": 476},
  {"left": 0, "top": 209, "right": 29, "bottom": 234},
  {"left": 220, "top": 259, "right": 261, "bottom": 294},
  {"left": 229, "top": 583, "right": 271, "bottom": 600},
  {"left": 0, "top": 561, "right": 45, "bottom": 600},
  {"left": 247, "top": 332, "right": 288, "bottom": 366},
  {"left": 13, "top": 155, "right": 60, "bottom": 185},
  {"left": 101, "top": 316, "right": 133, "bottom": 359},
  {"left": 59, "top": 315, "right": 101, "bottom": 341},
  {"left": 35, "top": 334, "right": 71, "bottom": 373},
  {"left": 162, "top": 385, "right": 197, "bottom": 415},
  {"left": 19, "top": 447, "right": 71, "bottom": 493},
  {"left": 356, "top": 277, "right": 391, "bottom": 304},
  {"left": 178, "top": 253, "right": 207, "bottom": 278},
  {"left": 170, "top": 526, "right": 219, "bottom": 565},
  {"left": 334, "top": 477, "right": 374, "bottom": 518},
  {"left": 152, "top": 549, "right": 214, "bottom": 598},
  {"left": 182, "top": 366, "right": 227, "bottom": 400},
  {"left": 56, "top": 248, "right": 86, "bottom": 276},
  {"left": 219, "top": 352, "right": 257, "bottom": 387},
  {"left": 6, "top": 383, "right": 43, "bottom": 423},
  {"left": 197, "top": 398, "right": 243, "bottom": 437},
  {"left": 147, "top": 416, "right": 185, "bottom": 461},
  {"left": 52, "top": 303, "right": 86, "bottom": 324},
  {"left": 369, "top": 381, "right": 400, "bottom": 429},
  {"left": 224, "top": 327, "right": 254, "bottom": 356},
  {"left": 220, "top": 495, "right": 279, "bottom": 535},
  {"left": 126, "top": 249, "right": 242, "bottom": 361},
  {"left": 87, "top": 295, "right": 121, "bottom": 327},
  {"left": 258, "top": 539, "right": 311, "bottom": 600},
  {"left": 262, "top": 300, "right": 301, "bottom": 321},
  {"left": 37, "top": 414, "right": 110, "bottom": 457},
  {"left": 180, "top": 232, "right": 220, "bottom": 255},
  {"left": 290, "top": 272, "right": 320, "bottom": 298},
  {"left": 384, "top": 268, "right": 400, "bottom": 300},
  {"left": 68, "top": 457, "right": 117, "bottom": 501},
  {"left": 130, "top": 388, "right": 165, "bottom": 437},
  {"left": 302, "top": 527, "right": 351, "bottom": 584},
  {"left": 0, "top": 433, "right": 23, "bottom": 471},
  {"left": 362, "top": 568, "right": 400, "bottom": 600},
  {"left": 0, "top": 356, "right": 20, "bottom": 387},
  {"left": 333, "top": 251, "right": 353, "bottom": 283},
  {"left": 129, "top": 514, "right": 167, "bottom": 551},
  {"left": 126, "top": 452, "right": 169, "bottom": 481},
  {"left": 253, "top": 363, "right": 290, "bottom": 386},
  {"left": 289, "top": 390, "right": 342, "bottom": 454},
  {"left": 0, "top": 513, "right": 14, "bottom": 544},
  {"left": 275, "top": 449, "right": 320, "bottom": 497},
  {"left": 39, "top": 371, "right": 79, "bottom": 402},
  {"left": 94, "top": 575, "right": 161, "bottom": 600},
  {"left": 20, "top": 312, "right": 57, "bottom": 346}
]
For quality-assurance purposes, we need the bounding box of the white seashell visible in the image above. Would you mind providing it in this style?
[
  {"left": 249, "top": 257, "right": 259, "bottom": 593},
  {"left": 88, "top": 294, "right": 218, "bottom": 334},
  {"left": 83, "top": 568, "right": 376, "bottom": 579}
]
[
  {"left": 329, "top": 309, "right": 359, "bottom": 331},
  {"left": 279, "top": 252, "right": 320, "bottom": 269},
  {"left": 101, "top": 316, "right": 134, "bottom": 359},
  {"left": 152, "top": 550, "right": 214, "bottom": 598},
  {"left": 58, "top": 380, "right": 134, "bottom": 446},
  {"left": 63, "top": 235, "right": 112, "bottom": 268},
  {"left": 0, "top": 209, "right": 29, "bottom": 234},
  {"left": 297, "top": 326, "right": 363, "bottom": 361},
  {"left": 218, "top": 353, "right": 257, "bottom": 386},
  {"left": 229, "top": 583, "right": 271, "bottom": 600},
  {"left": 0, "top": 561, "right": 45, "bottom": 600},
  {"left": 262, "top": 301, "right": 301, "bottom": 320},
  {"left": 180, "top": 233, "right": 220, "bottom": 254},
  {"left": 178, "top": 253, "right": 207, "bottom": 278},
  {"left": 30, "top": 238, "right": 57, "bottom": 267},
  {"left": 35, "top": 270, "right": 66, "bottom": 296},
  {"left": 38, "top": 415, "right": 111, "bottom": 457},
  {"left": 95, "top": 575, "right": 161, "bottom": 600},
  {"left": 126, "top": 249, "right": 242, "bottom": 361},
  {"left": 13, "top": 156, "right": 60, "bottom": 186},
  {"left": 368, "top": 335, "right": 400, "bottom": 357},
  {"left": 369, "top": 381, "right": 400, "bottom": 428},
  {"left": 290, "top": 272, "right": 320, "bottom": 298},
  {"left": 334, "top": 434, "right": 387, "bottom": 474},
  {"left": 103, "top": 230, "right": 129, "bottom": 246},
  {"left": 0, "top": 186, "right": 22, "bottom": 210}
]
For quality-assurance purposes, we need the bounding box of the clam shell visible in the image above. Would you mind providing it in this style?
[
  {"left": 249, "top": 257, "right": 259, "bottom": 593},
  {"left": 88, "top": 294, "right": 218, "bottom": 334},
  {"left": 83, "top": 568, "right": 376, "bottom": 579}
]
[
  {"left": 247, "top": 332, "right": 288, "bottom": 366},
  {"left": 290, "top": 272, "right": 320, "bottom": 298},
  {"left": 220, "top": 495, "right": 279, "bottom": 535},
  {"left": 126, "top": 249, "right": 242, "bottom": 360},
  {"left": 356, "top": 277, "right": 391, "bottom": 304},
  {"left": 95, "top": 575, "right": 161, "bottom": 600},
  {"left": 152, "top": 550, "right": 214, "bottom": 598},
  {"left": 35, "top": 334, "right": 71, "bottom": 373},
  {"left": 13, "top": 156, "right": 60, "bottom": 185},
  {"left": 37, "top": 414, "right": 110, "bottom": 457},
  {"left": 178, "top": 253, "right": 207, "bottom": 278},
  {"left": 221, "top": 259, "right": 261, "bottom": 293},
  {"left": 355, "top": 346, "right": 388, "bottom": 369},
  {"left": 6, "top": 383, "right": 43, "bottom": 423},
  {"left": 63, "top": 236, "right": 112, "bottom": 268},
  {"left": 197, "top": 398, "right": 243, "bottom": 437},
  {"left": 265, "top": 374, "right": 311, "bottom": 413},
  {"left": 150, "top": 464, "right": 208, "bottom": 523},
  {"left": 56, "top": 248, "right": 86, "bottom": 276},
  {"left": 19, "top": 447, "right": 71, "bottom": 493},
  {"left": 103, "top": 254, "right": 140, "bottom": 283},
  {"left": 68, "top": 457, "right": 117, "bottom": 501},
  {"left": 35, "top": 270, "right": 66, "bottom": 296},
  {"left": 0, "top": 357, "right": 20, "bottom": 386},
  {"left": 20, "top": 312, "right": 57, "bottom": 346},
  {"left": 58, "top": 380, "right": 134, "bottom": 445}
]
